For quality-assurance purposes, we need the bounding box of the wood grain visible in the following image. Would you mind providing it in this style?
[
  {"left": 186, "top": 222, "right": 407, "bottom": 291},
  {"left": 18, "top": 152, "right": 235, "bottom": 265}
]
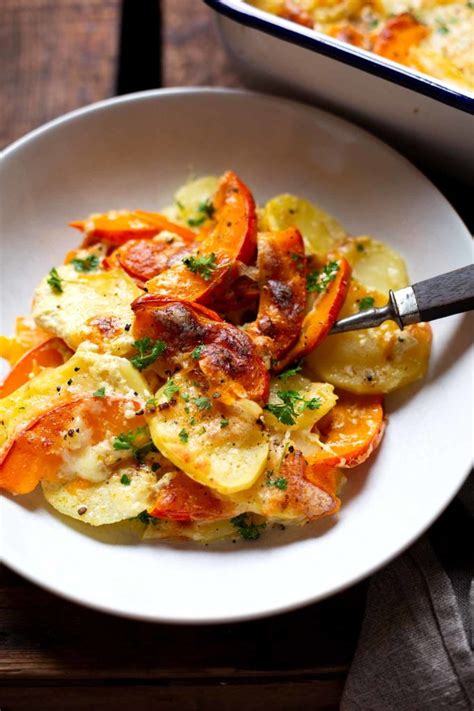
[
  {"left": 0, "top": 565, "right": 365, "bottom": 681},
  {"left": 0, "top": 0, "right": 121, "bottom": 148},
  {"left": 162, "top": 0, "right": 241, "bottom": 87}
]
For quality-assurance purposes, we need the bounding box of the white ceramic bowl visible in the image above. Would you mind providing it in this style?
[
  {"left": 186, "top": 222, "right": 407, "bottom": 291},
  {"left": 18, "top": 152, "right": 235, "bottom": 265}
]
[
  {"left": 0, "top": 88, "right": 472, "bottom": 623},
  {"left": 207, "top": 0, "right": 474, "bottom": 181}
]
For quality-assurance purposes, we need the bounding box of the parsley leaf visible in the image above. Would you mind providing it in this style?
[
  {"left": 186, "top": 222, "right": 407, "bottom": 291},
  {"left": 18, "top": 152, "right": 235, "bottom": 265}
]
[
  {"left": 47, "top": 267, "right": 63, "bottom": 294},
  {"left": 193, "top": 396, "right": 211, "bottom": 411},
  {"left": 187, "top": 214, "right": 206, "bottom": 227},
  {"left": 191, "top": 344, "right": 205, "bottom": 360},
  {"left": 130, "top": 337, "right": 167, "bottom": 371},
  {"left": 182, "top": 253, "right": 217, "bottom": 281},
  {"left": 120, "top": 474, "right": 131, "bottom": 486},
  {"left": 71, "top": 254, "right": 100, "bottom": 272},
  {"left": 359, "top": 296, "right": 375, "bottom": 311},
  {"left": 306, "top": 261, "right": 339, "bottom": 293},
  {"left": 198, "top": 200, "right": 215, "bottom": 219},
  {"left": 265, "top": 389, "right": 321, "bottom": 425},
  {"left": 179, "top": 429, "right": 189, "bottom": 443},
  {"left": 93, "top": 386, "right": 106, "bottom": 397},
  {"left": 231, "top": 513, "right": 266, "bottom": 541},
  {"left": 163, "top": 378, "right": 179, "bottom": 401},
  {"left": 133, "top": 510, "right": 159, "bottom": 526},
  {"left": 113, "top": 426, "right": 157, "bottom": 462},
  {"left": 266, "top": 474, "right": 288, "bottom": 490},
  {"left": 278, "top": 364, "right": 303, "bottom": 381},
  {"left": 220, "top": 417, "right": 229, "bottom": 428}
]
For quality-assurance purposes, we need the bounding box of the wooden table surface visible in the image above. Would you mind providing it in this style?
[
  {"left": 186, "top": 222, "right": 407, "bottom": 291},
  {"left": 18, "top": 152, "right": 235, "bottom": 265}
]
[{"left": 0, "top": 2, "right": 470, "bottom": 710}]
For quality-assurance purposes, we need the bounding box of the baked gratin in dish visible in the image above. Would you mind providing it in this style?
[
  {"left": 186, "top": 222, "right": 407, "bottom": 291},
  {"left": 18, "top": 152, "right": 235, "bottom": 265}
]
[
  {"left": 249, "top": 0, "right": 474, "bottom": 92},
  {"left": 0, "top": 172, "right": 432, "bottom": 542}
]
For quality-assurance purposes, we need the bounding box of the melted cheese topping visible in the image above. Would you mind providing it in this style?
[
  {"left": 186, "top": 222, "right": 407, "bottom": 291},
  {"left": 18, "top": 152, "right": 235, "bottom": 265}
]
[{"left": 249, "top": 0, "right": 474, "bottom": 91}]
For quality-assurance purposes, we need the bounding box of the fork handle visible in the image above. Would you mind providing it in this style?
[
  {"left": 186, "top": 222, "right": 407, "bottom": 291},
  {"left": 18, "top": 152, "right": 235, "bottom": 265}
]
[{"left": 411, "top": 264, "right": 474, "bottom": 323}]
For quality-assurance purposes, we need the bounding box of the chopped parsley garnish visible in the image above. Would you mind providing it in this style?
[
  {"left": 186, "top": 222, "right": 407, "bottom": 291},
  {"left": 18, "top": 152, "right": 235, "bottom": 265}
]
[
  {"left": 306, "top": 261, "right": 339, "bottom": 294},
  {"left": 265, "top": 389, "right": 321, "bottom": 425},
  {"left": 231, "top": 513, "right": 266, "bottom": 541},
  {"left": 182, "top": 252, "right": 217, "bottom": 281},
  {"left": 437, "top": 24, "right": 449, "bottom": 33},
  {"left": 71, "top": 254, "right": 100, "bottom": 272},
  {"left": 199, "top": 200, "right": 216, "bottom": 219},
  {"left": 187, "top": 214, "right": 206, "bottom": 227},
  {"left": 278, "top": 363, "right": 303, "bottom": 381},
  {"left": 290, "top": 252, "right": 305, "bottom": 270},
  {"left": 145, "top": 397, "right": 158, "bottom": 411},
  {"left": 181, "top": 392, "right": 190, "bottom": 402},
  {"left": 47, "top": 267, "right": 63, "bottom": 294},
  {"left": 193, "top": 396, "right": 211, "bottom": 411},
  {"left": 133, "top": 510, "right": 159, "bottom": 526},
  {"left": 266, "top": 472, "right": 288, "bottom": 490},
  {"left": 191, "top": 344, "right": 205, "bottom": 360},
  {"left": 179, "top": 428, "right": 189, "bottom": 443},
  {"left": 113, "top": 426, "right": 158, "bottom": 462},
  {"left": 120, "top": 474, "right": 131, "bottom": 486},
  {"left": 187, "top": 200, "right": 216, "bottom": 226},
  {"left": 163, "top": 378, "right": 179, "bottom": 400},
  {"left": 359, "top": 296, "right": 375, "bottom": 311},
  {"left": 93, "top": 386, "right": 106, "bottom": 397},
  {"left": 356, "top": 243, "right": 365, "bottom": 252},
  {"left": 220, "top": 417, "right": 229, "bottom": 428},
  {"left": 130, "top": 337, "right": 167, "bottom": 371}
]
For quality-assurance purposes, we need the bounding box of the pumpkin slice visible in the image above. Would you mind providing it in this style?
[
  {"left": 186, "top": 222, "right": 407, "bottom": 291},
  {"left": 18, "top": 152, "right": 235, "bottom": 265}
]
[
  {"left": 145, "top": 171, "right": 257, "bottom": 304},
  {"left": 0, "top": 338, "right": 73, "bottom": 398},
  {"left": 0, "top": 396, "right": 145, "bottom": 495}
]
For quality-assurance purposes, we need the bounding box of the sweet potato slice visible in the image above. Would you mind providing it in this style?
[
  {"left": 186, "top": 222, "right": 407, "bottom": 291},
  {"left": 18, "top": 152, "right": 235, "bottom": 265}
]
[
  {"left": 70, "top": 210, "right": 195, "bottom": 246},
  {"left": 150, "top": 471, "right": 235, "bottom": 522},
  {"left": 275, "top": 257, "right": 351, "bottom": 371},
  {"left": 247, "top": 228, "right": 306, "bottom": 361},
  {"left": 373, "top": 13, "right": 429, "bottom": 65},
  {"left": 145, "top": 171, "right": 257, "bottom": 303},
  {"left": 0, "top": 337, "right": 73, "bottom": 398},
  {"left": 133, "top": 296, "right": 269, "bottom": 402},
  {"left": 313, "top": 393, "right": 385, "bottom": 468},
  {"left": 0, "top": 396, "right": 145, "bottom": 495}
]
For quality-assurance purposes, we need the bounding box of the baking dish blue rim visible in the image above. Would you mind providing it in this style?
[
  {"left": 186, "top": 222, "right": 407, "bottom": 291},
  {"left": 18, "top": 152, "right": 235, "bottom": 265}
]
[{"left": 205, "top": 0, "right": 474, "bottom": 115}]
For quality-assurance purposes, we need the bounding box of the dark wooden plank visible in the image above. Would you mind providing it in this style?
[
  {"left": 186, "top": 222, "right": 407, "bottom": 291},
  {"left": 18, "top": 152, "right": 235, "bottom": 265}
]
[
  {"left": 0, "top": 681, "right": 343, "bottom": 711},
  {"left": 0, "top": 565, "right": 365, "bottom": 681},
  {"left": 162, "top": 0, "right": 241, "bottom": 87},
  {"left": 0, "top": 0, "right": 121, "bottom": 148}
]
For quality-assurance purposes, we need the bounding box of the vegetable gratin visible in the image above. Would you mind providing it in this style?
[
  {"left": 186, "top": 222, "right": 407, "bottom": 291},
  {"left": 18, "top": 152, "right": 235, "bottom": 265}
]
[
  {"left": 248, "top": 0, "right": 474, "bottom": 92},
  {"left": 0, "top": 172, "right": 432, "bottom": 542}
]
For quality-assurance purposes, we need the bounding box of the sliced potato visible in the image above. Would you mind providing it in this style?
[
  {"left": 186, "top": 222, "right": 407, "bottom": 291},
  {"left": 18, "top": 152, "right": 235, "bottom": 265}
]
[
  {"left": 308, "top": 280, "right": 432, "bottom": 394},
  {"left": 0, "top": 347, "right": 150, "bottom": 451},
  {"left": 43, "top": 466, "right": 158, "bottom": 526},
  {"left": 260, "top": 194, "right": 346, "bottom": 256},
  {"left": 263, "top": 374, "right": 337, "bottom": 432},
  {"left": 148, "top": 374, "right": 269, "bottom": 495},
  {"left": 161, "top": 175, "right": 219, "bottom": 225},
  {"left": 336, "top": 236, "right": 409, "bottom": 293},
  {"left": 32, "top": 266, "right": 142, "bottom": 356}
]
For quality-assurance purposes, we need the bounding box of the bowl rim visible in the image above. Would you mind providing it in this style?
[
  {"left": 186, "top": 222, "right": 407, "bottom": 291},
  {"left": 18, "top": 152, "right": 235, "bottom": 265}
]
[
  {"left": 1, "top": 87, "right": 472, "bottom": 624},
  {"left": 205, "top": 0, "right": 474, "bottom": 114}
]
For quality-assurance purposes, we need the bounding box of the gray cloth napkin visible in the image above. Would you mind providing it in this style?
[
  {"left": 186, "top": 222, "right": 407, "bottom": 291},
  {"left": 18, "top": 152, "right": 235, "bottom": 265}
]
[{"left": 342, "top": 477, "right": 474, "bottom": 711}]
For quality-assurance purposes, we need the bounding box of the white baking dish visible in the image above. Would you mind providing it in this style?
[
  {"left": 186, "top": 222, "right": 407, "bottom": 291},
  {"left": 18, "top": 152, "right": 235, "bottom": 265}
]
[{"left": 205, "top": 0, "right": 474, "bottom": 181}]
